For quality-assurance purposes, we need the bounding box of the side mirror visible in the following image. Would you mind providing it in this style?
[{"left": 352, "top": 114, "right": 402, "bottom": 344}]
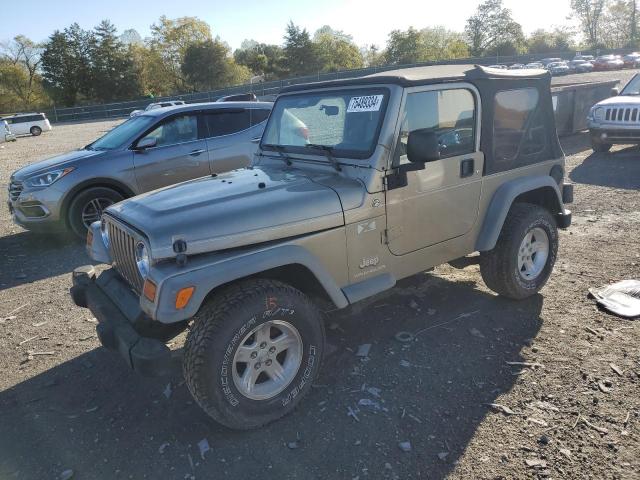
[
  {"left": 611, "top": 87, "right": 619, "bottom": 97},
  {"left": 407, "top": 129, "right": 440, "bottom": 163},
  {"left": 135, "top": 137, "right": 157, "bottom": 150}
]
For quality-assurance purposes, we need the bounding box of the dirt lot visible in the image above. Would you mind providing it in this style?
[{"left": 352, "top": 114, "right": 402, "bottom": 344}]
[{"left": 1, "top": 70, "right": 639, "bottom": 479}]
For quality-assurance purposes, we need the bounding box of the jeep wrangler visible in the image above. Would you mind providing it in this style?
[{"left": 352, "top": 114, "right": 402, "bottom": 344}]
[{"left": 71, "top": 65, "right": 573, "bottom": 430}]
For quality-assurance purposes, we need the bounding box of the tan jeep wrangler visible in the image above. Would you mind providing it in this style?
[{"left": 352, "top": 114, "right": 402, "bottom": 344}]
[{"left": 71, "top": 64, "right": 573, "bottom": 429}]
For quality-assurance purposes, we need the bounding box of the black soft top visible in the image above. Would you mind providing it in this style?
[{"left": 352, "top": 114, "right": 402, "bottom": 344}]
[{"left": 281, "top": 65, "right": 550, "bottom": 93}]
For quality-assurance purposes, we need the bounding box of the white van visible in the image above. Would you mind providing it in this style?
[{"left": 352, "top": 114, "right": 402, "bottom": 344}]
[{"left": 1, "top": 113, "right": 52, "bottom": 136}]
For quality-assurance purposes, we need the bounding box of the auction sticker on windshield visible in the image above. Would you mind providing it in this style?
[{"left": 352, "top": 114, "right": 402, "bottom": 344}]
[{"left": 347, "top": 95, "right": 384, "bottom": 113}]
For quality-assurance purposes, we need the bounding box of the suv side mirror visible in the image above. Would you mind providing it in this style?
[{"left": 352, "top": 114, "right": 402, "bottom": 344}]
[
  {"left": 407, "top": 129, "right": 440, "bottom": 163},
  {"left": 135, "top": 137, "right": 157, "bottom": 150},
  {"left": 611, "top": 87, "right": 619, "bottom": 96}
]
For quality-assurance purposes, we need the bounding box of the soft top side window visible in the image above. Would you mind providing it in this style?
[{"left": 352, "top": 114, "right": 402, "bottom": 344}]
[
  {"left": 395, "top": 88, "right": 476, "bottom": 164},
  {"left": 205, "top": 110, "right": 251, "bottom": 137}
]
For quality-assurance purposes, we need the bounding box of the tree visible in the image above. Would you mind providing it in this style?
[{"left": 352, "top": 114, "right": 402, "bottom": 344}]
[
  {"left": 384, "top": 27, "right": 469, "bottom": 65},
  {"left": 91, "top": 20, "right": 141, "bottom": 102},
  {"left": 570, "top": 0, "right": 607, "bottom": 48},
  {"left": 41, "top": 24, "right": 94, "bottom": 106},
  {"left": 282, "top": 21, "right": 319, "bottom": 76},
  {"left": 465, "top": 0, "right": 525, "bottom": 56},
  {"left": 314, "top": 30, "right": 364, "bottom": 72},
  {"left": 234, "top": 40, "right": 286, "bottom": 79},
  {"left": 0, "top": 35, "right": 47, "bottom": 108},
  {"left": 385, "top": 27, "right": 428, "bottom": 65},
  {"left": 181, "top": 39, "right": 251, "bottom": 91},
  {"left": 527, "top": 28, "right": 576, "bottom": 53},
  {"left": 361, "top": 45, "right": 385, "bottom": 67},
  {"left": 601, "top": 1, "right": 638, "bottom": 48},
  {"left": 149, "top": 16, "right": 212, "bottom": 90},
  {"left": 421, "top": 27, "right": 470, "bottom": 60}
]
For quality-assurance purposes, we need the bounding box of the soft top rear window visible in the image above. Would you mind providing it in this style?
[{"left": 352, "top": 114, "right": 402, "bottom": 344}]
[{"left": 261, "top": 88, "right": 389, "bottom": 159}]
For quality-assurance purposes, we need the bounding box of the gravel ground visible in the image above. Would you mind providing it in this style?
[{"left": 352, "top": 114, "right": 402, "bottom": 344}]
[{"left": 1, "top": 70, "right": 639, "bottom": 479}]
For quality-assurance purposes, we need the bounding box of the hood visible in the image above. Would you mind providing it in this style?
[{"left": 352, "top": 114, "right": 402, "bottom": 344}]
[
  {"left": 12, "top": 149, "right": 105, "bottom": 180},
  {"left": 596, "top": 95, "right": 640, "bottom": 107},
  {"left": 107, "top": 166, "right": 363, "bottom": 259}
]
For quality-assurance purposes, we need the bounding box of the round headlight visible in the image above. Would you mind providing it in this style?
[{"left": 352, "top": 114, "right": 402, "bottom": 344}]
[
  {"left": 135, "top": 242, "right": 150, "bottom": 278},
  {"left": 100, "top": 218, "right": 110, "bottom": 249},
  {"left": 593, "top": 107, "right": 605, "bottom": 121}
]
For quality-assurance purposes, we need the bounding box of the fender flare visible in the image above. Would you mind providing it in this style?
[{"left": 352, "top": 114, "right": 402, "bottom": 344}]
[
  {"left": 475, "top": 175, "right": 563, "bottom": 252},
  {"left": 148, "top": 244, "right": 349, "bottom": 323}
]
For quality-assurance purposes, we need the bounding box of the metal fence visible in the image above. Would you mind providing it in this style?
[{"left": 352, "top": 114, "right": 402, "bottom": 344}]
[{"left": 43, "top": 47, "right": 636, "bottom": 124}]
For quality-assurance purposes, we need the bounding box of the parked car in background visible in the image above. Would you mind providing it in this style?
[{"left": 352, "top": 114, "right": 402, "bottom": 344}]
[
  {"left": 130, "top": 100, "right": 186, "bottom": 117},
  {"left": 540, "top": 57, "right": 563, "bottom": 67},
  {"left": 622, "top": 52, "right": 640, "bottom": 68},
  {"left": 1, "top": 112, "right": 52, "bottom": 136},
  {"left": 508, "top": 63, "right": 524, "bottom": 70},
  {"left": 524, "top": 62, "right": 545, "bottom": 69},
  {"left": 547, "top": 62, "right": 571, "bottom": 76},
  {"left": 1, "top": 120, "right": 16, "bottom": 144},
  {"left": 487, "top": 64, "right": 508, "bottom": 69},
  {"left": 568, "top": 59, "right": 594, "bottom": 73},
  {"left": 573, "top": 54, "right": 594, "bottom": 62},
  {"left": 8, "top": 102, "right": 272, "bottom": 237},
  {"left": 588, "top": 73, "right": 640, "bottom": 152},
  {"left": 593, "top": 55, "right": 624, "bottom": 71},
  {"left": 216, "top": 93, "right": 258, "bottom": 102}
]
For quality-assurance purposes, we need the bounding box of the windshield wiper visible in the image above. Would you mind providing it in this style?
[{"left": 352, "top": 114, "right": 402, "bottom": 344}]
[
  {"left": 262, "top": 144, "right": 292, "bottom": 166},
  {"left": 305, "top": 144, "right": 342, "bottom": 171}
]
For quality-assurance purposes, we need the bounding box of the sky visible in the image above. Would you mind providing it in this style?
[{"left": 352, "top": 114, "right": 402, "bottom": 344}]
[{"left": 0, "top": 0, "right": 575, "bottom": 50}]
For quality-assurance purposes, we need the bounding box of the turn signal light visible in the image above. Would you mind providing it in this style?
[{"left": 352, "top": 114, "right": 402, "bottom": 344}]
[
  {"left": 143, "top": 279, "right": 157, "bottom": 302},
  {"left": 175, "top": 286, "right": 195, "bottom": 309}
]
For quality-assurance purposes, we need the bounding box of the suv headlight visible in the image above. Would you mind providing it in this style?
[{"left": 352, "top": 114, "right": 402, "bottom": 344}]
[
  {"left": 25, "top": 167, "right": 74, "bottom": 188},
  {"left": 135, "top": 242, "right": 150, "bottom": 279},
  {"left": 100, "top": 218, "right": 110, "bottom": 249},
  {"left": 591, "top": 107, "right": 605, "bottom": 121}
]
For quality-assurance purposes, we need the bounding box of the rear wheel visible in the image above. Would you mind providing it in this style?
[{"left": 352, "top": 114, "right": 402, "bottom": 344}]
[
  {"left": 479, "top": 203, "right": 558, "bottom": 299},
  {"left": 67, "top": 187, "right": 123, "bottom": 238},
  {"left": 30, "top": 126, "right": 42, "bottom": 136},
  {"left": 591, "top": 137, "right": 612, "bottom": 153},
  {"left": 183, "top": 279, "right": 325, "bottom": 430}
]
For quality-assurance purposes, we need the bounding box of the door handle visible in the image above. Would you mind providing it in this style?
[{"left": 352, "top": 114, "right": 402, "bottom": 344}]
[
  {"left": 250, "top": 137, "right": 261, "bottom": 144},
  {"left": 460, "top": 158, "right": 475, "bottom": 178},
  {"left": 189, "top": 149, "right": 206, "bottom": 156}
]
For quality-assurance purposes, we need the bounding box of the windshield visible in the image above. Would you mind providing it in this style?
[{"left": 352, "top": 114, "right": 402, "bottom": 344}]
[
  {"left": 262, "top": 88, "right": 388, "bottom": 159},
  {"left": 89, "top": 116, "right": 156, "bottom": 150},
  {"left": 622, "top": 75, "right": 640, "bottom": 95}
]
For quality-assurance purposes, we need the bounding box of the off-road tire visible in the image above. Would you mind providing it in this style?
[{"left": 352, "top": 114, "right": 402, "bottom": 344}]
[
  {"left": 479, "top": 203, "right": 558, "bottom": 299},
  {"left": 591, "top": 137, "right": 612, "bottom": 153},
  {"left": 30, "top": 126, "right": 42, "bottom": 136},
  {"left": 183, "top": 279, "right": 325, "bottom": 430},
  {"left": 67, "top": 187, "right": 123, "bottom": 239}
]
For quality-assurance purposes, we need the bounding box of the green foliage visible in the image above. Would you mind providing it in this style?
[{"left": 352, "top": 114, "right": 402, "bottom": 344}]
[
  {"left": 570, "top": 0, "right": 607, "bottom": 47},
  {"left": 527, "top": 28, "right": 577, "bottom": 54},
  {"left": 282, "top": 21, "right": 318, "bottom": 76},
  {"left": 465, "top": 0, "right": 525, "bottom": 56},
  {"left": 234, "top": 41, "right": 286, "bottom": 79},
  {"left": 384, "top": 26, "right": 469, "bottom": 65},
  {"left": 314, "top": 31, "right": 364, "bottom": 72},
  {"left": 182, "top": 39, "right": 251, "bottom": 91},
  {"left": 0, "top": 35, "right": 49, "bottom": 111}
]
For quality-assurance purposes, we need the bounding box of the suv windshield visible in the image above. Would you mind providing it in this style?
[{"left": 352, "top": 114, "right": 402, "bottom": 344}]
[
  {"left": 88, "top": 115, "right": 156, "bottom": 150},
  {"left": 262, "top": 88, "right": 388, "bottom": 159},
  {"left": 621, "top": 75, "right": 640, "bottom": 95}
]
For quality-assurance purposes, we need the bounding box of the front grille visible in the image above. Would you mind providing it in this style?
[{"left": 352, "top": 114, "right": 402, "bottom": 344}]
[
  {"left": 605, "top": 106, "right": 640, "bottom": 123},
  {"left": 9, "top": 181, "right": 23, "bottom": 201},
  {"left": 107, "top": 220, "right": 144, "bottom": 293}
]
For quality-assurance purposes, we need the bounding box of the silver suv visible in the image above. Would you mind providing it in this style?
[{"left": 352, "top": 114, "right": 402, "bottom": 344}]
[
  {"left": 8, "top": 102, "right": 272, "bottom": 237},
  {"left": 72, "top": 65, "right": 573, "bottom": 429}
]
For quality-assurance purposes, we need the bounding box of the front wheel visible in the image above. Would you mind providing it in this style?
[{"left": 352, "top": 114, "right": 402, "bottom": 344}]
[
  {"left": 479, "top": 203, "right": 558, "bottom": 299},
  {"left": 183, "top": 279, "right": 325, "bottom": 430},
  {"left": 591, "top": 137, "right": 612, "bottom": 153},
  {"left": 67, "top": 187, "right": 123, "bottom": 238}
]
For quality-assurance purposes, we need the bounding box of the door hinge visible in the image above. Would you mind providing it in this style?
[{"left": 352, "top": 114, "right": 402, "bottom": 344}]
[{"left": 382, "top": 229, "right": 389, "bottom": 245}]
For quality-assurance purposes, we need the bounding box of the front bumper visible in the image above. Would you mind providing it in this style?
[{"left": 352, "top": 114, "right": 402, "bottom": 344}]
[
  {"left": 7, "top": 184, "right": 65, "bottom": 231},
  {"left": 4, "top": 133, "right": 16, "bottom": 142},
  {"left": 70, "top": 265, "right": 187, "bottom": 376},
  {"left": 589, "top": 127, "right": 640, "bottom": 144}
]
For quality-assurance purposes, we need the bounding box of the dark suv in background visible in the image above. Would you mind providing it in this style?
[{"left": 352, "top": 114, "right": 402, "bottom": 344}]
[{"left": 8, "top": 101, "right": 272, "bottom": 237}]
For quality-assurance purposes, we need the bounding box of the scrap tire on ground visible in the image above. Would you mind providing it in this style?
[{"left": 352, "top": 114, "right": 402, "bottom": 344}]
[
  {"left": 479, "top": 202, "right": 558, "bottom": 300},
  {"left": 183, "top": 278, "right": 325, "bottom": 430}
]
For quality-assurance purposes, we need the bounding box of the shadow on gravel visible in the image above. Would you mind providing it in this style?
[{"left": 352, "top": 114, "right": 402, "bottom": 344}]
[
  {"left": 570, "top": 147, "right": 640, "bottom": 190},
  {"left": 0, "top": 231, "right": 88, "bottom": 291},
  {"left": 0, "top": 273, "right": 543, "bottom": 479}
]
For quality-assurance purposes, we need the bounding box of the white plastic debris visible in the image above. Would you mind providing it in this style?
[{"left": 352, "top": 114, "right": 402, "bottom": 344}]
[
  {"left": 589, "top": 280, "right": 640, "bottom": 318},
  {"left": 198, "top": 438, "right": 210, "bottom": 459},
  {"left": 59, "top": 470, "right": 74, "bottom": 480},
  {"left": 366, "top": 387, "right": 382, "bottom": 398},
  {"left": 158, "top": 442, "right": 170, "bottom": 454},
  {"left": 356, "top": 344, "right": 371, "bottom": 357},
  {"left": 163, "top": 383, "right": 172, "bottom": 399},
  {"left": 399, "top": 360, "right": 411, "bottom": 368}
]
